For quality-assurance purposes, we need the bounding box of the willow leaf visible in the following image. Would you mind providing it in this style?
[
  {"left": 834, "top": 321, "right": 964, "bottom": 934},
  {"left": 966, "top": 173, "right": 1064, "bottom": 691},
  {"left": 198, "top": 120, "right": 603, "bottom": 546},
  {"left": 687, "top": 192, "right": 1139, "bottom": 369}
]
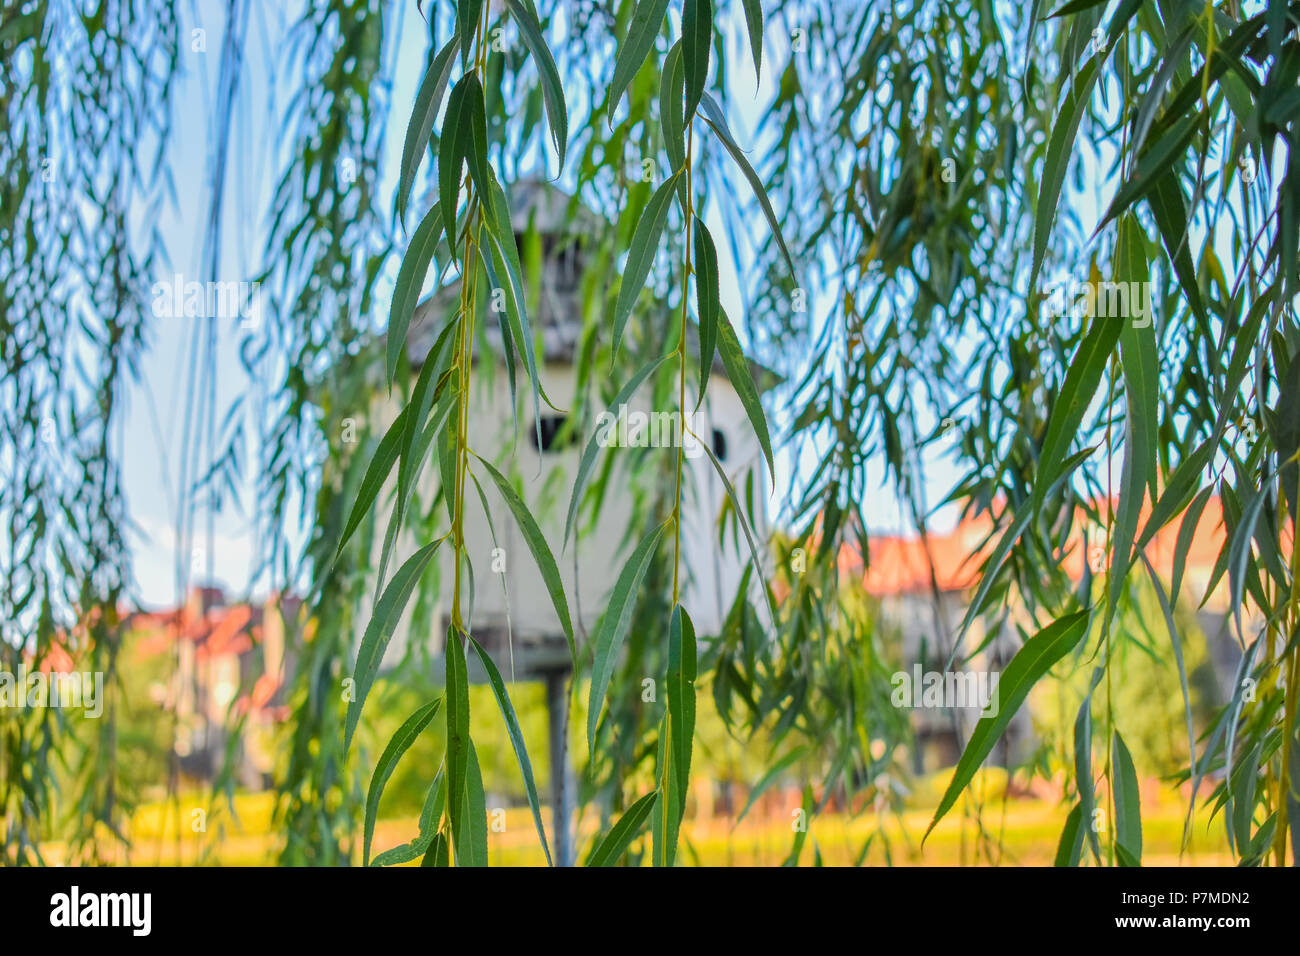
[
  {"left": 1054, "top": 802, "right": 1086, "bottom": 867},
  {"left": 660, "top": 41, "right": 688, "bottom": 208},
  {"left": 1028, "top": 57, "right": 1099, "bottom": 297},
  {"left": 439, "top": 74, "right": 489, "bottom": 254},
  {"left": 717, "top": 308, "right": 773, "bottom": 480},
  {"left": 387, "top": 201, "right": 443, "bottom": 387},
  {"left": 472, "top": 453, "right": 575, "bottom": 661},
  {"left": 397, "top": 35, "right": 458, "bottom": 227},
  {"left": 663, "top": 604, "right": 696, "bottom": 866},
  {"left": 344, "top": 540, "right": 443, "bottom": 752},
  {"left": 699, "top": 92, "right": 793, "bottom": 275},
  {"left": 482, "top": 168, "right": 552, "bottom": 448},
  {"left": 504, "top": 0, "right": 567, "bottom": 170},
  {"left": 364, "top": 697, "right": 441, "bottom": 866},
  {"left": 1099, "top": 111, "right": 1200, "bottom": 229},
  {"left": 925, "top": 611, "right": 1091, "bottom": 842},
  {"left": 697, "top": 436, "right": 776, "bottom": 625},
  {"left": 371, "top": 769, "right": 446, "bottom": 867},
  {"left": 1112, "top": 730, "right": 1142, "bottom": 865},
  {"left": 564, "top": 353, "right": 672, "bottom": 548},
  {"left": 682, "top": 0, "right": 712, "bottom": 119},
  {"left": 734, "top": 745, "right": 806, "bottom": 825},
  {"left": 1074, "top": 666, "right": 1104, "bottom": 863},
  {"left": 457, "top": 738, "right": 488, "bottom": 866},
  {"left": 587, "top": 790, "right": 659, "bottom": 866},
  {"left": 740, "top": 0, "right": 762, "bottom": 81},
  {"left": 469, "top": 634, "right": 554, "bottom": 866},
  {"left": 607, "top": 0, "right": 672, "bottom": 122},
  {"left": 335, "top": 403, "right": 408, "bottom": 565},
  {"left": 445, "top": 625, "right": 471, "bottom": 863},
  {"left": 693, "top": 216, "right": 720, "bottom": 407},
  {"left": 612, "top": 171, "right": 683, "bottom": 363},
  {"left": 588, "top": 519, "right": 670, "bottom": 753},
  {"left": 456, "top": 0, "right": 482, "bottom": 64},
  {"left": 1107, "top": 216, "right": 1156, "bottom": 632}
]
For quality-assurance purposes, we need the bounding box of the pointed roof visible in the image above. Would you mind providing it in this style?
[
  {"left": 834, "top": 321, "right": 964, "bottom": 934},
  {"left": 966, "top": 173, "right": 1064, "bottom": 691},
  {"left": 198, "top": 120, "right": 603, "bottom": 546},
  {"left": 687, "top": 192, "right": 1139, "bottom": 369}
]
[{"left": 402, "top": 178, "right": 781, "bottom": 389}]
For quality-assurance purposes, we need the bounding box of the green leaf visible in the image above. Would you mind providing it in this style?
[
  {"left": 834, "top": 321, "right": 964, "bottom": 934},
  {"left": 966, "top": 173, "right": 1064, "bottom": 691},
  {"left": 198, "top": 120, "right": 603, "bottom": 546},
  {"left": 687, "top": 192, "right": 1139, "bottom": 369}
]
[
  {"left": 564, "top": 353, "right": 672, "bottom": 548},
  {"left": 1228, "top": 479, "right": 1273, "bottom": 643},
  {"left": 472, "top": 453, "right": 575, "bottom": 662},
  {"left": 699, "top": 92, "right": 794, "bottom": 276},
  {"left": 345, "top": 540, "right": 443, "bottom": 752},
  {"left": 1107, "top": 216, "right": 1156, "bottom": 633},
  {"left": 1054, "top": 801, "right": 1085, "bottom": 867},
  {"left": 481, "top": 168, "right": 551, "bottom": 449},
  {"left": 682, "top": 0, "right": 712, "bottom": 119},
  {"left": 717, "top": 308, "right": 774, "bottom": 480},
  {"left": 379, "top": 374, "right": 459, "bottom": 593},
  {"left": 334, "top": 404, "right": 408, "bottom": 565},
  {"left": 1269, "top": 354, "right": 1300, "bottom": 521},
  {"left": 1139, "top": 551, "right": 1199, "bottom": 853},
  {"left": 659, "top": 40, "right": 688, "bottom": 206},
  {"left": 1047, "top": 0, "right": 1108, "bottom": 16},
  {"left": 953, "top": 446, "right": 1095, "bottom": 652},
  {"left": 1147, "top": 168, "right": 1208, "bottom": 326},
  {"left": 607, "top": 0, "right": 672, "bottom": 122},
  {"left": 1028, "top": 57, "right": 1100, "bottom": 297},
  {"left": 439, "top": 74, "right": 490, "bottom": 255},
  {"left": 1037, "top": 307, "right": 1124, "bottom": 496},
  {"left": 1112, "top": 730, "right": 1142, "bottom": 865},
  {"left": 740, "top": 0, "right": 763, "bottom": 81},
  {"left": 421, "top": 831, "right": 450, "bottom": 867},
  {"left": 586, "top": 790, "right": 659, "bottom": 866},
  {"left": 397, "top": 35, "right": 459, "bottom": 227},
  {"left": 1099, "top": 112, "right": 1200, "bottom": 229},
  {"left": 457, "top": 738, "right": 489, "bottom": 866},
  {"left": 612, "top": 171, "right": 683, "bottom": 363},
  {"left": 437, "top": 398, "right": 460, "bottom": 527},
  {"left": 363, "top": 698, "right": 441, "bottom": 866},
  {"left": 1074, "top": 666, "right": 1104, "bottom": 863},
  {"left": 697, "top": 435, "right": 777, "bottom": 625},
  {"left": 468, "top": 635, "right": 553, "bottom": 866},
  {"left": 925, "top": 611, "right": 1092, "bottom": 842},
  {"left": 456, "top": 0, "right": 483, "bottom": 64},
  {"left": 371, "top": 770, "right": 446, "bottom": 867},
  {"left": 504, "top": 0, "right": 568, "bottom": 170},
  {"left": 588, "top": 519, "right": 670, "bottom": 753},
  {"left": 387, "top": 201, "right": 444, "bottom": 387},
  {"left": 663, "top": 604, "right": 696, "bottom": 866},
  {"left": 1171, "top": 484, "right": 1215, "bottom": 601},
  {"left": 693, "top": 216, "right": 720, "bottom": 407},
  {"left": 445, "top": 625, "right": 471, "bottom": 862}
]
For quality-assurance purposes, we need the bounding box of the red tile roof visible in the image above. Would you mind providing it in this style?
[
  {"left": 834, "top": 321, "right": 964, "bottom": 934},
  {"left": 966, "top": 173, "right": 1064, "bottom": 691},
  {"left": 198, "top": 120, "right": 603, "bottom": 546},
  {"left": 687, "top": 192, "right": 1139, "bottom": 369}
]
[{"left": 852, "top": 497, "right": 1229, "bottom": 604}]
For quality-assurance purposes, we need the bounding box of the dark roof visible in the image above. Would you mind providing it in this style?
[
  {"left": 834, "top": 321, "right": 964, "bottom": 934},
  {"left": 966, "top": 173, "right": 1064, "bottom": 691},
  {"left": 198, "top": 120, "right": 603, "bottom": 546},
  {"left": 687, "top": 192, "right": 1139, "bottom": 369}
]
[{"left": 401, "top": 178, "right": 781, "bottom": 389}]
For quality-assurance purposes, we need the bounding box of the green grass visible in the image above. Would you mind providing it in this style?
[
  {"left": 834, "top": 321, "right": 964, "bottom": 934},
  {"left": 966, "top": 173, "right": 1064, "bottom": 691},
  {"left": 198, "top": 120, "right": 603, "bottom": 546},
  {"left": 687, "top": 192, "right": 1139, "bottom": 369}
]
[{"left": 47, "top": 774, "right": 1234, "bottom": 866}]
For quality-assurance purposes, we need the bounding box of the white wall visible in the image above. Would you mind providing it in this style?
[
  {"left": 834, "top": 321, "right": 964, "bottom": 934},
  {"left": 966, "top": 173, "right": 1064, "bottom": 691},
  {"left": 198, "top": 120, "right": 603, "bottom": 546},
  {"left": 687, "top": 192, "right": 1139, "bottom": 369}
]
[{"left": 373, "top": 354, "right": 769, "bottom": 666}]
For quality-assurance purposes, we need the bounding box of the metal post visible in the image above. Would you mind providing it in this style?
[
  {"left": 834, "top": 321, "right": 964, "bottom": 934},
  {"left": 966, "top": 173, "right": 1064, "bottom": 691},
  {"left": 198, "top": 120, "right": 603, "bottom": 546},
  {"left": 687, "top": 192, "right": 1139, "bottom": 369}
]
[{"left": 545, "top": 669, "right": 573, "bottom": 866}]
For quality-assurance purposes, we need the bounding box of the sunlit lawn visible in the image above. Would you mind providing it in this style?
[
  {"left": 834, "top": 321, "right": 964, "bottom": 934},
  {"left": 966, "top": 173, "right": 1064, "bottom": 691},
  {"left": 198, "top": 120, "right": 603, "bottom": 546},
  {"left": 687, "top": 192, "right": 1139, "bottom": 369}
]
[{"left": 47, "top": 773, "right": 1234, "bottom": 866}]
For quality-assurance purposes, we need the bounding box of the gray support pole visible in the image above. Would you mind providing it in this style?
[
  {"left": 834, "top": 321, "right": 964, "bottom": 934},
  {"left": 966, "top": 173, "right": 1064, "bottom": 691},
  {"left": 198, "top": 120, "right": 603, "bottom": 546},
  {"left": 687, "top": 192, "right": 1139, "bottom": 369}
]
[{"left": 545, "top": 668, "right": 573, "bottom": 866}]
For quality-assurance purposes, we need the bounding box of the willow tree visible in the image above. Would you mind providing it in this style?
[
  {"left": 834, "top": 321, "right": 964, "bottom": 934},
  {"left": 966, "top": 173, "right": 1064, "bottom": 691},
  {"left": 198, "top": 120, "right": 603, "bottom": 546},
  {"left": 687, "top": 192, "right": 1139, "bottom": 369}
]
[
  {"left": 747, "top": 0, "right": 1300, "bottom": 866},
  {"left": 6, "top": 0, "right": 1300, "bottom": 870}
]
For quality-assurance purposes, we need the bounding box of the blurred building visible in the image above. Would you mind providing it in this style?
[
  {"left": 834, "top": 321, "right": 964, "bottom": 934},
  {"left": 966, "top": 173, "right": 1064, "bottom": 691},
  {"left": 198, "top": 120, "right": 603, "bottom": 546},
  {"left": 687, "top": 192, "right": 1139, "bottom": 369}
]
[
  {"left": 850, "top": 496, "right": 1238, "bottom": 771},
  {"left": 127, "top": 587, "right": 293, "bottom": 788}
]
